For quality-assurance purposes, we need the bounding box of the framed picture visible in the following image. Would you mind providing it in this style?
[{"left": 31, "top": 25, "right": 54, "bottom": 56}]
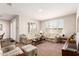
[{"left": 0, "top": 24, "right": 2, "bottom": 31}]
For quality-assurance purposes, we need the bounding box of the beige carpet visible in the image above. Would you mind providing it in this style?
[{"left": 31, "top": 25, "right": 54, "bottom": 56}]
[{"left": 36, "top": 41, "right": 64, "bottom": 56}]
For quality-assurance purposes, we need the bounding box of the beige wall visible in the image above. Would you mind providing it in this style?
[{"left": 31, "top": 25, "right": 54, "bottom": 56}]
[
  {"left": 41, "top": 14, "right": 76, "bottom": 37},
  {"left": 0, "top": 20, "right": 10, "bottom": 39}
]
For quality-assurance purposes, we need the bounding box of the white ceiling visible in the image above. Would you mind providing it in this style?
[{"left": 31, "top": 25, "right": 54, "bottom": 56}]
[{"left": 0, "top": 3, "right": 78, "bottom": 21}]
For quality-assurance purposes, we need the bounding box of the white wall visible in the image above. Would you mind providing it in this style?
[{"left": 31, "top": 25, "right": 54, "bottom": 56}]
[
  {"left": 41, "top": 14, "right": 76, "bottom": 37},
  {"left": 63, "top": 14, "right": 76, "bottom": 37},
  {"left": 0, "top": 20, "right": 10, "bottom": 39}
]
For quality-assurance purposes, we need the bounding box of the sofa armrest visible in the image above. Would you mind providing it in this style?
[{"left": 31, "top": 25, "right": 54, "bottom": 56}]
[
  {"left": 2, "top": 45, "right": 15, "bottom": 53},
  {"left": 3, "top": 47, "right": 23, "bottom": 56}
]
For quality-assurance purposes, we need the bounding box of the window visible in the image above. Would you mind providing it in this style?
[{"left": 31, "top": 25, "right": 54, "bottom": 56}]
[
  {"left": 46, "top": 19, "right": 64, "bottom": 33},
  {"left": 48, "top": 19, "right": 64, "bottom": 28},
  {"left": 28, "top": 22, "right": 37, "bottom": 34}
]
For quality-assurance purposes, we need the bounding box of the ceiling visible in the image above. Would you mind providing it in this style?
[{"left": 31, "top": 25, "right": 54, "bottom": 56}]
[{"left": 0, "top": 3, "right": 78, "bottom": 21}]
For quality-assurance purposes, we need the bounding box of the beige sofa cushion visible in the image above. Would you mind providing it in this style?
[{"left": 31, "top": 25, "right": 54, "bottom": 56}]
[
  {"left": 2, "top": 45, "right": 15, "bottom": 53},
  {"left": 3, "top": 47, "right": 23, "bottom": 56}
]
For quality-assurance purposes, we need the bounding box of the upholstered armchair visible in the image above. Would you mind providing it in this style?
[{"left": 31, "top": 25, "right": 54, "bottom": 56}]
[{"left": 20, "top": 34, "right": 32, "bottom": 44}]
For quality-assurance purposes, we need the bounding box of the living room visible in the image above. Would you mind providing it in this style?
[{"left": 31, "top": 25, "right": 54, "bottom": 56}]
[{"left": 0, "top": 3, "right": 79, "bottom": 56}]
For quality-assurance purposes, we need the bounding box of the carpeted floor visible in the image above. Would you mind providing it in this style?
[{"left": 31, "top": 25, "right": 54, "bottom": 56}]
[
  {"left": 36, "top": 41, "right": 64, "bottom": 56},
  {"left": 16, "top": 41, "right": 64, "bottom": 56}
]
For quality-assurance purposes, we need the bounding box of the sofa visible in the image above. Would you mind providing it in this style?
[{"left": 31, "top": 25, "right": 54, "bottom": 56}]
[
  {"left": 43, "top": 32, "right": 58, "bottom": 42},
  {"left": 1, "top": 38, "right": 16, "bottom": 47},
  {"left": 1, "top": 45, "right": 23, "bottom": 56}
]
